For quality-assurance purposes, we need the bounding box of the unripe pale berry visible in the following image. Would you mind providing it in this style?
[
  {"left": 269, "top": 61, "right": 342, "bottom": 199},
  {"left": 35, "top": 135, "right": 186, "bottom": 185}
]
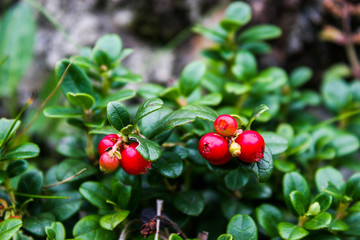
[
  {"left": 214, "top": 114, "right": 238, "bottom": 137},
  {"left": 120, "top": 142, "right": 151, "bottom": 175},
  {"left": 99, "top": 152, "right": 120, "bottom": 173},
  {"left": 198, "top": 132, "right": 232, "bottom": 165},
  {"left": 235, "top": 130, "right": 265, "bottom": 163},
  {"left": 98, "top": 134, "right": 120, "bottom": 156}
]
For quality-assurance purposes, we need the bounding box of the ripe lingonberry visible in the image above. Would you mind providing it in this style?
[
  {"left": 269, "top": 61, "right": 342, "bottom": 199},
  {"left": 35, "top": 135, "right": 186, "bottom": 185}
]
[
  {"left": 120, "top": 142, "right": 151, "bottom": 175},
  {"left": 99, "top": 152, "right": 120, "bottom": 173},
  {"left": 98, "top": 134, "right": 120, "bottom": 156},
  {"left": 198, "top": 132, "right": 232, "bottom": 165},
  {"left": 214, "top": 114, "right": 238, "bottom": 137},
  {"left": 235, "top": 130, "right": 265, "bottom": 163}
]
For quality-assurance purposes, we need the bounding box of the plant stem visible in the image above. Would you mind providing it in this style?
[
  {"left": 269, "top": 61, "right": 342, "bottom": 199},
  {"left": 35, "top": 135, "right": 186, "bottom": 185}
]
[
  {"left": 298, "top": 216, "right": 308, "bottom": 227},
  {"left": 311, "top": 108, "right": 360, "bottom": 130},
  {"left": 336, "top": 201, "right": 350, "bottom": 220},
  {"left": 236, "top": 93, "right": 248, "bottom": 111}
]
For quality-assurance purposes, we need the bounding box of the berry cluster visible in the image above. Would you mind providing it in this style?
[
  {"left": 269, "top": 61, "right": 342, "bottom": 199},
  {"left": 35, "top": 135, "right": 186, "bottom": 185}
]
[
  {"left": 97, "top": 134, "right": 151, "bottom": 175},
  {"left": 198, "top": 115, "right": 265, "bottom": 165}
]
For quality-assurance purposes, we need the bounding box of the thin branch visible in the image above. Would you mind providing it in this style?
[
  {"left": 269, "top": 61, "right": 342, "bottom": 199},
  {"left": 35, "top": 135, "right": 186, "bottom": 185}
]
[
  {"left": 43, "top": 168, "right": 86, "bottom": 188},
  {"left": 155, "top": 199, "right": 164, "bottom": 240},
  {"left": 19, "top": 57, "right": 78, "bottom": 138}
]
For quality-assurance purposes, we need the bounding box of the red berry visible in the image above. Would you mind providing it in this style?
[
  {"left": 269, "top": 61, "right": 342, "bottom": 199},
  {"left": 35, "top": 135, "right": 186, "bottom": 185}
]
[
  {"left": 120, "top": 142, "right": 151, "bottom": 175},
  {"left": 235, "top": 130, "right": 265, "bottom": 163},
  {"left": 98, "top": 134, "right": 120, "bottom": 156},
  {"left": 99, "top": 152, "right": 120, "bottom": 173},
  {"left": 198, "top": 132, "right": 232, "bottom": 165},
  {"left": 214, "top": 114, "right": 238, "bottom": 137}
]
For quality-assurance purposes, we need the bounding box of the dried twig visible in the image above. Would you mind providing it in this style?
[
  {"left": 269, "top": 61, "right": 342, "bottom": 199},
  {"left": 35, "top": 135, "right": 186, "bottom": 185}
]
[
  {"left": 43, "top": 168, "right": 86, "bottom": 188},
  {"left": 155, "top": 199, "right": 164, "bottom": 240}
]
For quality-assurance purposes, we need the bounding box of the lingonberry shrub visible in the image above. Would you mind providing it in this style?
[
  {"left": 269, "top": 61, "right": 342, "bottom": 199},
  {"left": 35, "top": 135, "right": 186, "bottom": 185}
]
[{"left": 1, "top": 1, "right": 360, "bottom": 240}]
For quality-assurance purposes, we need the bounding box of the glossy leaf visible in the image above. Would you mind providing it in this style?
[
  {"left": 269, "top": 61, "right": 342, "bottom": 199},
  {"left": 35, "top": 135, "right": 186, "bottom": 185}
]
[
  {"left": 89, "top": 126, "right": 118, "bottom": 135},
  {"left": 226, "top": 214, "right": 257, "bottom": 240},
  {"left": 182, "top": 104, "right": 218, "bottom": 122},
  {"left": 312, "top": 193, "right": 332, "bottom": 213},
  {"left": 220, "top": 2, "right": 252, "bottom": 31},
  {"left": 315, "top": 166, "right": 344, "bottom": 192},
  {"left": 0, "top": 118, "right": 21, "bottom": 146},
  {"left": 0, "top": 218, "right": 23, "bottom": 240},
  {"left": 46, "top": 222, "right": 65, "bottom": 240},
  {"left": 232, "top": 50, "right": 257, "bottom": 80},
  {"left": 218, "top": 234, "right": 233, "bottom": 240},
  {"left": 56, "top": 159, "right": 96, "bottom": 182},
  {"left": 345, "top": 173, "right": 360, "bottom": 201},
  {"left": 283, "top": 172, "right": 310, "bottom": 215},
  {"left": 290, "top": 67, "right": 313, "bottom": 88},
  {"left": 2, "top": 143, "right": 39, "bottom": 161},
  {"left": 56, "top": 59, "right": 93, "bottom": 96},
  {"left": 23, "top": 212, "right": 55, "bottom": 237},
  {"left": 278, "top": 222, "right": 309, "bottom": 240},
  {"left": 111, "top": 178, "right": 131, "bottom": 209},
  {"left": 153, "top": 152, "right": 183, "bottom": 178},
  {"left": 290, "top": 190, "right": 307, "bottom": 216},
  {"left": 174, "top": 191, "right": 205, "bottom": 216},
  {"left": 73, "top": 215, "right": 116, "bottom": 240},
  {"left": 56, "top": 136, "right": 87, "bottom": 158},
  {"left": 322, "top": 78, "right": 350, "bottom": 112},
  {"left": 99, "top": 211, "right": 129, "bottom": 230},
  {"left": 79, "top": 182, "right": 112, "bottom": 208},
  {"left": 179, "top": 61, "right": 206, "bottom": 96},
  {"left": 67, "top": 92, "right": 95, "bottom": 109},
  {"left": 192, "top": 92, "right": 222, "bottom": 106},
  {"left": 304, "top": 212, "right": 332, "bottom": 230},
  {"left": 225, "top": 82, "right": 251, "bottom": 95},
  {"left": 256, "top": 204, "right": 283, "bottom": 238},
  {"left": 134, "top": 98, "right": 163, "bottom": 124},
  {"left": 225, "top": 167, "right": 250, "bottom": 190},
  {"left": 238, "top": 24, "right": 281, "bottom": 42},
  {"left": 44, "top": 191, "right": 83, "bottom": 221},
  {"left": 43, "top": 106, "right": 83, "bottom": 118},
  {"left": 7, "top": 160, "right": 27, "bottom": 178},
  {"left": 148, "top": 109, "right": 196, "bottom": 139},
  {"left": 128, "top": 134, "right": 162, "bottom": 161},
  {"left": 261, "top": 132, "right": 288, "bottom": 155},
  {"left": 96, "top": 89, "right": 136, "bottom": 108},
  {"left": 17, "top": 169, "right": 43, "bottom": 195},
  {"left": 92, "top": 34, "right": 122, "bottom": 63},
  {"left": 107, "top": 101, "right": 130, "bottom": 131},
  {"left": 246, "top": 104, "right": 269, "bottom": 130}
]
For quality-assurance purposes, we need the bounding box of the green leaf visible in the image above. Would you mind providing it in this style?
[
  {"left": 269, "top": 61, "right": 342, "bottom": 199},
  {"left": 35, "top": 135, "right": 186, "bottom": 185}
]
[
  {"left": 290, "top": 190, "right": 307, "bottom": 216},
  {"left": 46, "top": 222, "right": 65, "bottom": 240},
  {"left": 96, "top": 89, "right": 136, "bottom": 108},
  {"left": 289, "top": 67, "right": 313, "bottom": 88},
  {"left": 93, "top": 34, "right": 122, "bottom": 64},
  {"left": 239, "top": 145, "right": 273, "bottom": 182},
  {"left": 221, "top": 199, "right": 252, "bottom": 220},
  {"left": 169, "top": 234, "right": 183, "bottom": 240},
  {"left": 238, "top": 24, "right": 281, "bottom": 42},
  {"left": 23, "top": 212, "right": 55, "bottom": 237},
  {"left": 56, "top": 59, "right": 93, "bottom": 96},
  {"left": 278, "top": 222, "right": 309, "bottom": 240},
  {"left": 7, "top": 160, "right": 27, "bottom": 178},
  {"left": 345, "top": 173, "right": 360, "bottom": 201},
  {"left": 253, "top": 67, "right": 288, "bottom": 93},
  {"left": 111, "top": 179, "right": 131, "bottom": 209},
  {"left": 218, "top": 234, "right": 233, "bottom": 240},
  {"left": 274, "top": 160, "right": 296, "bottom": 173},
  {"left": 349, "top": 201, "right": 360, "bottom": 212},
  {"left": 226, "top": 214, "right": 257, "bottom": 240},
  {"left": 89, "top": 126, "right": 118, "bottom": 135},
  {"left": 329, "top": 219, "right": 349, "bottom": 231},
  {"left": 239, "top": 41, "right": 271, "bottom": 55},
  {"left": 107, "top": 101, "right": 130, "bottom": 131},
  {"left": 182, "top": 104, "right": 218, "bottom": 122},
  {"left": 312, "top": 193, "right": 332, "bottom": 213},
  {"left": 220, "top": 2, "right": 252, "bottom": 31},
  {"left": 174, "top": 190, "right": 205, "bottom": 216},
  {"left": 322, "top": 182, "right": 344, "bottom": 200},
  {"left": 322, "top": 78, "right": 350, "bottom": 112},
  {"left": 0, "top": 118, "right": 21, "bottom": 146},
  {"left": 192, "top": 92, "right": 222, "bottom": 106},
  {"left": 283, "top": 172, "right": 310, "bottom": 215},
  {"left": 152, "top": 152, "right": 183, "bottom": 178},
  {"left": 56, "top": 136, "right": 86, "bottom": 158},
  {"left": 304, "top": 212, "right": 332, "bottom": 230},
  {"left": 225, "top": 82, "right": 251, "bottom": 95},
  {"left": 0, "top": 218, "right": 23, "bottom": 240},
  {"left": 256, "top": 204, "right": 283, "bottom": 238},
  {"left": 43, "top": 106, "right": 83, "bottom": 118},
  {"left": 128, "top": 134, "right": 162, "bottom": 161},
  {"left": 330, "top": 132, "right": 359, "bottom": 157},
  {"left": 315, "top": 166, "right": 344, "bottom": 192},
  {"left": 344, "top": 212, "right": 360, "bottom": 236},
  {"left": 17, "top": 169, "right": 43, "bottom": 195},
  {"left": 232, "top": 50, "right": 257, "bottom": 80},
  {"left": 0, "top": 171, "right": 8, "bottom": 184},
  {"left": 192, "top": 25, "right": 227, "bottom": 44},
  {"left": 2, "top": 143, "right": 39, "bottom": 161},
  {"left": 73, "top": 215, "right": 116, "bottom": 240},
  {"left": 246, "top": 104, "right": 269, "bottom": 130},
  {"left": 79, "top": 182, "right": 112, "bottom": 208},
  {"left": 225, "top": 167, "right": 249, "bottom": 190},
  {"left": 99, "top": 211, "right": 129, "bottom": 230},
  {"left": 134, "top": 98, "right": 163, "bottom": 124},
  {"left": 179, "top": 61, "right": 206, "bottom": 96},
  {"left": 261, "top": 132, "right": 288, "bottom": 155},
  {"left": 56, "top": 159, "right": 96, "bottom": 182},
  {"left": 148, "top": 109, "right": 196, "bottom": 139},
  {"left": 0, "top": 2, "right": 36, "bottom": 97},
  {"left": 12, "top": 231, "right": 34, "bottom": 240},
  {"left": 44, "top": 191, "right": 83, "bottom": 221},
  {"left": 137, "top": 83, "right": 165, "bottom": 99},
  {"left": 67, "top": 93, "right": 95, "bottom": 109}
]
